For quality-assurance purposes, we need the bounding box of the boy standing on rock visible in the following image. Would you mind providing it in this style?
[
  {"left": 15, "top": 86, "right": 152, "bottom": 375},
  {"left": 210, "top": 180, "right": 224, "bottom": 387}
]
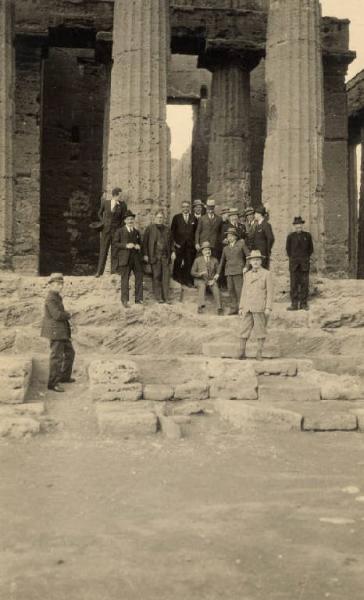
[
  {"left": 41, "top": 273, "right": 75, "bottom": 392},
  {"left": 238, "top": 250, "right": 273, "bottom": 360}
]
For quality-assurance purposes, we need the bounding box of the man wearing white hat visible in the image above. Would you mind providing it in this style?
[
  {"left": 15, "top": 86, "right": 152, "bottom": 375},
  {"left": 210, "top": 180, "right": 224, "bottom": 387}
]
[
  {"left": 41, "top": 273, "right": 75, "bottom": 392},
  {"left": 238, "top": 250, "right": 273, "bottom": 360},
  {"left": 195, "top": 198, "right": 223, "bottom": 258}
]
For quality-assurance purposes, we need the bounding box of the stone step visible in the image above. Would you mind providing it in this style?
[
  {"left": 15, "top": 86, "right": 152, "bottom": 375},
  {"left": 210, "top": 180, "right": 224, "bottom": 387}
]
[
  {"left": 258, "top": 377, "right": 321, "bottom": 402},
  {"left": 202, "top": 341, "right": 280, "bottom": 360}
]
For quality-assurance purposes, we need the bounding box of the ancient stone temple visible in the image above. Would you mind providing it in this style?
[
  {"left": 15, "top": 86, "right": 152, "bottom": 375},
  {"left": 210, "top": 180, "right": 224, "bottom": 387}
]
[{"left": 0, "top": 0, "right": 359, "bottom": 276}]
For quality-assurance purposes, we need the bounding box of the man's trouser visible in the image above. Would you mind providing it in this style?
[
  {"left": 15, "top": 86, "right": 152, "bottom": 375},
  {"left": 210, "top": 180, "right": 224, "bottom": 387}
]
[
  {"left": 173, "top": 247, "right": 195, "bottom": 286},
  {"left": 48, "top": 339, "right": 75, "bottom": 387},
  {"left": 227, "top": 274, "right": 243, "bottom": 311},
  {"left": 196, "top": 280, "right": 222, "bottom": 309},
  {"left": 290, "top": 267, "right": 309, "bottom": 306},
  {"left": 120, "top": 256, "right": 143, "bottom": 303},
  {"left": 240, "top": 312, "right": 267, "bottom": 340},
  {"left": 96, "top": 230, "right": 118, "bottom": 275},
  {"left": 152, "top": 257, "right": 170, "bottom": 301}
]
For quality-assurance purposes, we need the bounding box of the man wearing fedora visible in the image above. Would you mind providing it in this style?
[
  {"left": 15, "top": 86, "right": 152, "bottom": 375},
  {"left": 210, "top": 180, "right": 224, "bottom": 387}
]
[
  {"left": 143, "top": 210, "right": 175, "bottom": 304},
  {"left": 252, "top": 206, "right": 275, "bottom": 269},
  {"left": 244, "top": 206, "right": 256, "bottom": 251},
  {"left": 238, "top": 250, "right": 273, "bottom": 360},
  {"left": 191, "top": 241, "right": 223, "bottom": 315},
  {"left": 286, "top": 216, "right": 314, "bottom": 311},
  {"left": 192, "top": 198, "right": 205, "bottom": 223},
  {"left": 114, "top": 209, "right": 143, "bottom": 307},
  {"left": 171, "top": 200, "right": 196, "bottom": 287},
  {"left": 219, "top": 228, "right": 249, "bottom": 315},
  {"left": 195, "top": 198, "right": 223, "bottom": 259},
  {"left": 95, "top": 187, "right": 128, "bottom": 277},
  {"left": 223, "top": 207, "right": 246, "bottom": 242},
  {"left": 41, "top": 273, "right": 75, "bottom": 393}
]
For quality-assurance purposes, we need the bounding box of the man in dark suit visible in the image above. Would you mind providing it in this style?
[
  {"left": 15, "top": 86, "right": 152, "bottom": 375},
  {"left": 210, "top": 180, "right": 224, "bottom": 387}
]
[
  {"left": 114, "top": 210, "right": 143, "bottom": 307},
  {"left": 286, "top": 216, "right": 314, "bottom": 311},
  {"left": 195, "top": 198, "right": 223, "bottom": 258},
  {"left": 252, "top": 206, "right": 275, "bottom": 269},
  {"left": 219, "top": 228, "right": 250, "bottom": 315},
  {"left": 244, "top": 206, "right": 256, "bottom": 251},
  {"left": 143, "top": 210, "right": 175, "bottom": 303},
  {"left": 171, "top": 200, "right": 196, "bottom": 287},
  {"left": 222, "top": 207, "right": 247, "bottom": 242},
  {"left": 95, "top": 187, "right": 128, "bottom": 276},
  {"left": 191, "top": 241, "right": 223, "bottom": 315},
  {"left": 41, "top": 273, "right": 75, "bottom": 393}
]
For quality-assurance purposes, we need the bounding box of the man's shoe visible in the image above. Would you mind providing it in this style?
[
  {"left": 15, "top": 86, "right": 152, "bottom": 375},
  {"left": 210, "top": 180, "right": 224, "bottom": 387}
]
[
  {"left": 228, "top": 309, "right": 238, "bottom": 316},
  {"left": 122, "top": 301, "right": 130, "bottom": 308},
  {"left": 197, "top": 306, "right": 204, "bottom": 314},
  {"left": 135, "top": 300, "right": 144, "bottom": 305},
  {"left": 48, "top": 384, "right": 65, "bottom": 393},
  {"left": 301, "top": 303, "right": 309, "bottom": 311},
  {"left": 287, "top": 305, "right": 298, "bottom": 311},
  {"left": 60, "top": 378, "right": 76, "bottom": 383},
  {"left": 217, "top": 308, "right": 224, "bottom": 316}
]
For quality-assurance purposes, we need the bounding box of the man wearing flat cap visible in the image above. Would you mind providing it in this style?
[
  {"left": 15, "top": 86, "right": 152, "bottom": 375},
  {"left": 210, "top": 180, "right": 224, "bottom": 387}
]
[
  {"left": 195, "top": 198, "right": 223, "bottom": 259},
  {"left": 114, "top": 209, "right": 143, "bottom": 307},
  {"left": 286, "top": 216, "right": 313, "bottom": 311},
  {"left": 41, "top": 274, "right": 75, "bottom": 393},
  {"left": 252, "top": 206, "right": 275, "bottom": 269}
]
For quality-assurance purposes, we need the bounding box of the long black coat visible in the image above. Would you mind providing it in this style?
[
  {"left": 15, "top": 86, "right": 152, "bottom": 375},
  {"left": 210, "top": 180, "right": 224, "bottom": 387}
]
[
  {"left": 97, "top": 198, "right": 128, "bottom": 234},
  {"left": 41, "top": 291, "right": 71, "bottom": 341},
  {"left": 171, "top": 213, "right": 196, "bottom": 249},
  {"left": 143, "top": 224, "right": 174, "bottom": 264},
  {"left": 286, "top": 231, "right": 313, "bottom": 271},
  {"left": 252, "top": 219, "right": 275, "bottom": 257}
]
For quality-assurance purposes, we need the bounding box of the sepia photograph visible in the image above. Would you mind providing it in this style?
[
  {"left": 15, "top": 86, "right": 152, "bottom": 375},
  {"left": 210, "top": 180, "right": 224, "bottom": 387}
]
[{"left": 1, "top": 0, "right": 364, "bottom": 598}]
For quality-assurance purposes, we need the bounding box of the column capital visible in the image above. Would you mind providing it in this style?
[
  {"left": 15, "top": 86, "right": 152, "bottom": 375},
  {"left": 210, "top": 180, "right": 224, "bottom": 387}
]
[{"left": 198, "top": 41, "right": 264, "bottom": 72}]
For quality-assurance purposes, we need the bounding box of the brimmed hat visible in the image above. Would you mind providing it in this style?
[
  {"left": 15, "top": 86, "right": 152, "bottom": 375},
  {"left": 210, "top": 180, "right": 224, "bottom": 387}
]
[
  {"left": 293, "top": 216, "right": 305, "bottom": 225},
  {"left": 193, "top": 199, "right": 202, "bottom": 206},
  {"left": 254, "top": 206, "right": 266, "bottom": 216},
  {"left": 125, "top": 209, "right": 136, "bottom": 218},
  {"left": 200, "top": 241, "right": 211, "bottom": 250},
  {"left": 48, "top": 272, "right": 64, "bottom": 284},
  {"left": 206, "top": 199, "right": 215, "bottom": 208},
  {"left": 221, "top": 206, "right": 230, "bottom": 214},
  {"left": 226, "top": 227, "right": 238, "bottom": 237},
  {"left": 89, "top": 220, "right": 104, "bottom": 232},
  {"left": 244, "top": 206, "right": 255, "bottom": 216},
  {"left": 246, "top": 250, "right": 265, "bottom": 261},
  {"left": 228, "top": 208, "right": 239, "bottom": 216}
]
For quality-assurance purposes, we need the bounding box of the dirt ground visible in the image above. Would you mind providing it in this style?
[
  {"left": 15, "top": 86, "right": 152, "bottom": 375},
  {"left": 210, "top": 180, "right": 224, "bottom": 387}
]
[{"left": 1, "top": 402, "right": 364, "bottom": 600}]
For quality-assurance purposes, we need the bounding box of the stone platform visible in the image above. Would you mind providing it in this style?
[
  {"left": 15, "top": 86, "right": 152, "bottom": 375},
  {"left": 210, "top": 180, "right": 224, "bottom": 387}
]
[{"left": 0, "top": 274, "right": 364, "bottom": 438}]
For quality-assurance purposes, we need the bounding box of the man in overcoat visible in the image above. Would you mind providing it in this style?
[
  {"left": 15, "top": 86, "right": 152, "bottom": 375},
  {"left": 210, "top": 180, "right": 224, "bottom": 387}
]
[
  {"left": 219, "top": 228, "right": 249, "bottom": 315},
  {"left": 171, "top": 200, "right": 196, "bottom": 287},
  {"left": 238, "top": 250, "right": 273, "bottom": 360},
  {"left": 195, "top": 198, "right": 223, "bottom": 258},
  {"left": 41, "top": 273, "right": 75, "bottom": 392},
  {"left": 114, "top": 210, "right": 143, "bottom": 307},
  {"left": 95, "top": 187, "right": 128, "bottom": 276},
  {"left": 286, "top": 216, "right": 314, "bottom": 311},
  {"left": 252, "top": 206, "right": 275, "bottom": 269},
  {"left": 143, "top": 211, "right": 175, "bottom": 303}
]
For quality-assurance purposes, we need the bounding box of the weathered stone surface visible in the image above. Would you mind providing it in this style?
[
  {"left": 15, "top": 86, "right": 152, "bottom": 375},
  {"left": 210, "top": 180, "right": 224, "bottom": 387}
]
[
  {"left": 253, "top": 359, "right": 301, "bottom": 377},
  {"left": 204, "top": 360, "right": 258, "bottom": 400},
  {"left": 159, "top": 416, "right": 183, "bottom": 440},
  {"left": 106, "top": 0, "right": 170, "bottom": 228},
  {"left": 96, "top": 403, "right": 157, "bottom": 437},
  {"left": 259, "top": 380, "right": 321, "bottom": 403},
  {"left": 262, "top": 0, "right": 325, "bottom": 273},
  {"left": 170, "top": 401, "right": 208, "bottom": 417},
  {"left": 216, "top": 400, "right": 303, "bottom": 432},
  {"left": 0, "top": 402, "right": 45, "bottom": 417},
  {"left": 173, "top": 381, "right": 209, "bottom": 401},
  {"left": 351, "top": 409, "right": 364, "bottom": 432},
  {"left": 202, "top": 341, "right": 279, "bottom": 360},
  {"left": 309, "top": 371, "right": 364, "bottom": 401},
  {"left": 303, "top": 414, "right": 358, "bottom": 432},
  {"left": 0, "top": 416, "right": 40, "bottom": 438},
  {"left": 92, "top": 383, "right": 143, "bottom": 403},
  {"left": 89, "top": 359, "right": 139, "bottom": 386},
  {"left": 143, "top": 385, "right": 174, "bottom": 402},
  {"left": 0, "top": 358, "right": 32, "bottom": 404}
]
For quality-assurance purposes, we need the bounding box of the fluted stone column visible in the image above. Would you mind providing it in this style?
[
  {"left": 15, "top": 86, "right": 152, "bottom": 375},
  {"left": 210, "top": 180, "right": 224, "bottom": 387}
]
[
  {"left": 200, "top": 51, "right": 254, "bottom": 211},
  {"left": 0, "top": 0, "right": 14, "bottom": 268},
  {"left": 106, "top": 0, "right": 170, "bottom": 228},
  {"left": 262, "top": 0, "right": 325, "bottom": 273},
  {"left": 358, "top": 130, "right": 364, "bottom": 279}
]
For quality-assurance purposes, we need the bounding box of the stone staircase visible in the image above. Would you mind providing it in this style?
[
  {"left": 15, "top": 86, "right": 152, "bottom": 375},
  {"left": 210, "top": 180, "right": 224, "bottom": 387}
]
[{"left": 1, "top": 273, "right": 364, "bottom": 438}]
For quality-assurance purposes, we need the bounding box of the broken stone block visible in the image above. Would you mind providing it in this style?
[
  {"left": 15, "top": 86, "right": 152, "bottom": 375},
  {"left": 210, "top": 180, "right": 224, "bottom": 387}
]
[
  {"left": 259, "top": 380, "right": 321, "bottom": 402},
  {"left": 351, "top": 409, "right": 364, "bottom": 432},
  {"left": 215, "top": 400, "right": 303, "bottom": 432},
  {"left": 202, "top": 342, "right": 243, "bottom": 359},
  {"left": 171, "top": 401, "right": 208, "bottom": 416},
  {"left": 143, "top": 384, "right": 174, "bottom": 402},
  {"left": 91, "top": 382, "right": 143, "bottom": 403},
  {"left": 0, "top": 358, "right": 32, "bottom": 404},
  {"left": 96, "top": 403, "right": 157, "bottom": 437},
  {"left": 173, "top": 381, "right": 209, "bottom": 401},
  {"left": 0, "top": 416, "right": 41, "bottom": 438},
  {"left": 253, "top": 359, "right": 299, "bottom": 377},
  {"left": 303, "top": 414, "right": 358, "bottom": 432},
  {"left": 89, "top": 359, "right": 139, "bottom": 386},
  {"left": 159, "top": 416, "right": 183, "bottom": 439}
]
